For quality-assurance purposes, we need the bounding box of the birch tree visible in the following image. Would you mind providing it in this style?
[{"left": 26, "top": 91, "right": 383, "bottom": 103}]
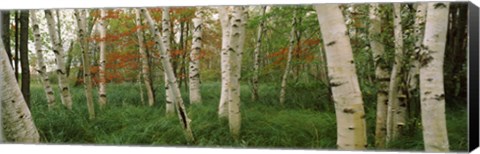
[
  {"left": 44, "top": 10, "right": 73, "bottom": 110},
  {"left": 419, "top": 2, "right": 450, "bottom": 152},
  {"left": 227, "top": 6, "right": 247, "bottom": 140},
  {"left": 251, "top": 6, "right": 267, "bottom": 101},
  {"left": 1, "top": 39, "right": 40, "bottom": 143},
  {"left": 74, "top": 9, "right": 95, "bottom": 119},
  {"left": 162, "top": 7, "right": 175, "bottom": 114},
  {"left": 135, "top": 9, "right": 155, "bottom": 107},
  {"left": 30, "top": 10, "right": 56, "bottom": 109},
  {"left": 315, "top": 4, "right": 367, "bottom": 150},
  {"left": 218, "top": 6, "right": 232, "bottom": 119},
  {"left": 279, "top": 10, "right": 297, "bottom": 106},
  {"left": 98, "top": 9, "right": 108, "bottom": 108},
  {"left": 386, "top": 3, "right": 407, "bottom": 143},
  {"left": 368, "top": 4, "right": 390, "bottom": 149},
  {"left": 189, "top": 8, "right": 203, "bottom": 104},
  {"left": 140, "top": 8, "right": 195, "bottom": 142}
]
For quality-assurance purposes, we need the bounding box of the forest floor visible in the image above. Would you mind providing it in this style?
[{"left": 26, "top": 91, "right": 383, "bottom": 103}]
[{"left": 29, "top": 81, "right": 468, "bottom": 151}]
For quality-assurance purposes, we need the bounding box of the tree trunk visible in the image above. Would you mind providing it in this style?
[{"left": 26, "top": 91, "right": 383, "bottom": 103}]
[
  {"left": 1, "top": 11, "right": 12, "bottom": 67},
  {"left": 315, "top": 4, "right": 367, "bottom": 150},
  {"left": 19, "top": 10, "right": 30, "bottom": 108},
  {"left": 141, "top": 8, "right": 195, "bottom": 143},
  {"left": 1, "top": 38, "right": 40, "bottom": 143},
  {"left": 31, "top": 10, "right": 56, "bottom": 109},
  {"left": 14, "top": 11, "right": 19, "bottom": 81},
  {"left": 279, "top": 11, "right": 296, "bottom": 107},
  {"left": 386, "top": 3, "right": 407, "bottom": 143},
  {"left": 189, "top": 8, "right": 203, "bottom": 105},
  {"left": 162, "top": 7, "right": 175, "bottom": 115},
  {"left": 135, "top": 9, "right": 155, "bottom": 107},
  {"left": 419, "top": 2, "right": 450, "bottom": 152},
  {"left": 369, "top": 3, "right": 390, "bottom": 149},
  {"left": 45, "top": 10, "right": 73, "bottom": 110},
  {"left": 226, "top": 6, "right": 246, "bottom": 141},
  {"left": 74, "top": 9, "right": 95, "bottom": 119},
  {"left": 65, "top": 42, "right": 75, "bottom": 77},
  {"left": 251, "top": 6, "right": 266, "bottom": 101},
  {"left": 218, "top": 6, "right": 232, "bottom": 119},
  {"left": 98, "top": 9, "right": 108, "bottom": 109}
]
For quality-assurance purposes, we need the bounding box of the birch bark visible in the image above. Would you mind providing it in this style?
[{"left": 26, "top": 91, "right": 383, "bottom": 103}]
[
  {"left": 31, "top": 10, "right": 56, "bottom": 109},
  {"left": 315, "top": 4, "right": 367, "bottom": 150},
  {"left": 45, "top": 10, "right": 73, "bottom": 110},
  {"left": 419, "top": 2, "right": 450, "bottom": 152}
]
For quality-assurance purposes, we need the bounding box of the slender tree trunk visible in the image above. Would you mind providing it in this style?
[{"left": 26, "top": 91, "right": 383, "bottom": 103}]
[
  {"left": 45, "top": 10, "right": 73, "bottom": 110},
  {"left": 279, "top": 12, "right": 297, "bottom": 107},
  {"left": 315, "top": 4, "right": 367, "bottom": 150},
  {"left": 135, "top": 9, "right": 155, "bottom": 107},
  {"left": 19, "top": 11, "right": 30, "bottom": 108},
  {"left": 98, "top": 9, "right": 108, "bottom": 109},
  {"left": 14, "top": 11, "right": 19, "bottom": 81},
  {"left": 1, "top": 11, "right": 12, "bottom": 67},
  {"left": 65, "top": 42, "right": 74, "bottom": 77},
  {"left": 419, "top": 2, "right": 450, "bottom": 152},
  {"left": 189, "top": 8, "right": 203, "bottom": 105},
  {"left": 369, "top": 3, "right": 390, "bottom": 149},
  {"left": 74, "top": 9, "right": 95, "bottom": 119},
  {"left": 162, "top": 7, "right": 175, "bottom": 115},
  {"left": 218, "top": 6, "right": 232, "bottom": 119},
  {"left": 31, "top": 10, "right": 56, "bottom": 109},
  {"left": 141, "top": 8, "right": 195, "bottom": 142},
  {"left": 1, "top": 39, "right": 40, "bottom": 143},
  {"left": 227, "top": 6, "right": 246, "bottom": 140},
  {"left": 251, "top": 6, "right": 266, "bottom": 101},
  {"left": 386, "top": 3, "right": 407, "bottom": 143}
]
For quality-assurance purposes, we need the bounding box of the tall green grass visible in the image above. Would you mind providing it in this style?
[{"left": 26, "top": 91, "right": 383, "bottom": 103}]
[{"left": 29, "top": 81, "right": 467, "bottom": 151}]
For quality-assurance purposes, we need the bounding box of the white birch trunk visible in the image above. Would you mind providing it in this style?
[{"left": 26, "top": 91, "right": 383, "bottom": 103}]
[
  {"left": 98, "top": 9, "right": 108, "bottom": 109},
  {"left": 315, "top": 4, "right": 367, "bottom": 150},
  {"left": 140, "top": 8, "right": 195, "bottom": 142},
  {"left": 31, "top": 10, "right": 56, "bottom": 109},
  {"left": 386, "top": 3, "right": 406, "bottom": 143},
  {"left": 369, "top": 4, "right": 390, "bottom": 148},
  {"left": 419, "top": 2, "right": 450, "bottom": 152},
  {"left": 251, "top": 6, "right": 266, "bottom": 101},
  {"left": 162, "top": 7, "right": 175, "bottom": 114},
  {"left": 135, "top": 9, "right": 155, "bottom": 107},
  {"left": 189, "top": 8, "right": 203, "bottom": 104},
  {"left": 408, "top": 3, "right": 427, "bottom": 95},
  {"left": 279, "top": 12, "right": 296, "bottom": 106},
  {"left": 44, "top": 10, "right": 73, "bottom": 110},
  {"left": 1, "top": 39, "right": 40, "bottom": 143},
  {"left": 227, "top": 6, "right": 246, "bottom": 140},
  {"left": 218, "top": 6, "right": 232, "bottom": 119},
  {"left": 74, "top": 9, "right": 95, "bottom": 119}
]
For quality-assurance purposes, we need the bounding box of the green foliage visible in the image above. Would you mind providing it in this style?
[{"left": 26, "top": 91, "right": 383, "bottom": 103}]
[{"left": 29, "top": 81, "right": 467, "bottom": 150}]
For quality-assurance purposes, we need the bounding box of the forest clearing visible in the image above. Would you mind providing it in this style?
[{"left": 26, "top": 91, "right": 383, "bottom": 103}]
[{"left": 0, "top": 2, "right": 469, "bottom": 152}]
